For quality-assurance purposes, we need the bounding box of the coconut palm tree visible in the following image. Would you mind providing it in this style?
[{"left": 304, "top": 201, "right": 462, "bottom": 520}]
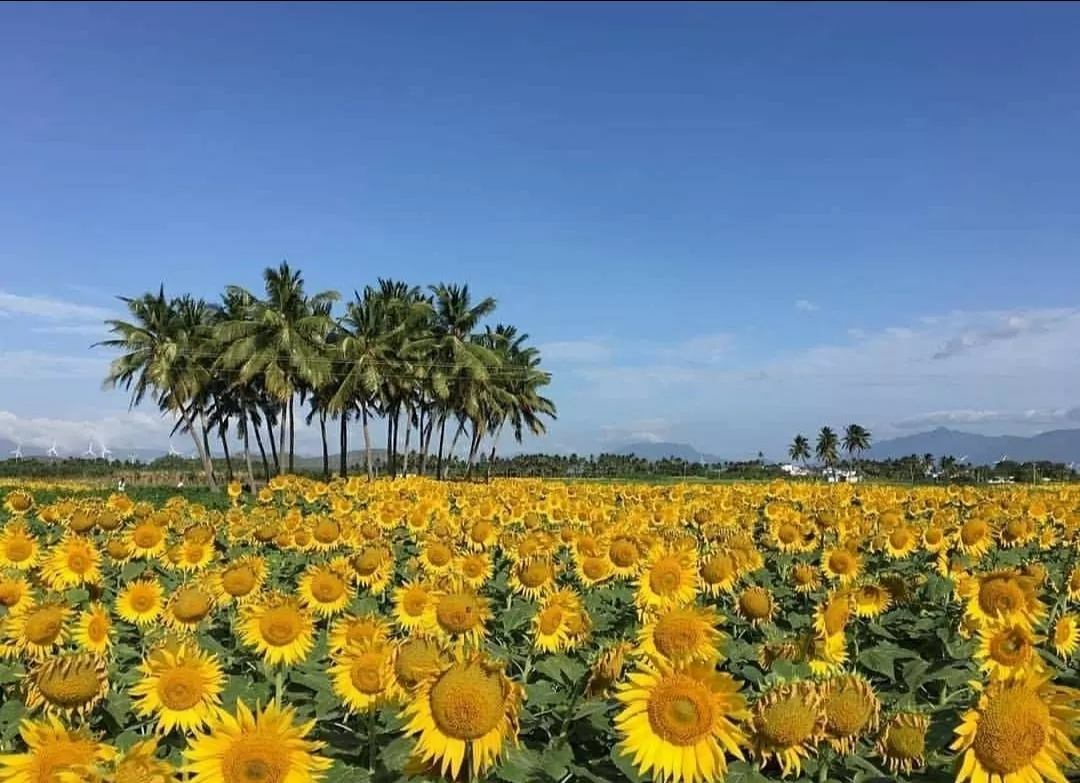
[
  {"left": 816, "top": 426, "right": 839, "bottom": 471},
  {"left": 788, "top": 434, "right": 811, "bottom": 466},
  {"left": 842, "top": 424, "right": 872, "bottom": 473}
]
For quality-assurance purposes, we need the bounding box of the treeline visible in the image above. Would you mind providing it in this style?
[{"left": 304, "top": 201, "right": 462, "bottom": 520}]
[{"left": 96, "top": 263, "right": 556, "bottom": 490}]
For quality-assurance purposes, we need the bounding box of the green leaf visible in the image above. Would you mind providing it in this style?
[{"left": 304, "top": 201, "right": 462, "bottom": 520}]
[
  {"left": 534, "top": 655, "right": 585, "bottom": 686},
  {"left": 64, "top": 588, "right": 90, "bottom": 604},
  {"left": 539, "top": 745, "right": 574, "bottom": 780},
  {"left": 526, "top": 680, "right": 561, "bottom": 708},
  {"left": 105, "top": 692, "right": 132, "bottom": 725},
  {"left": 115, "top": 730, "right": 142, "bottom": 752},
  {"left": 121, "top": 561, "right": 147, "bottom": 581},
  {"left": 326, "top": 761, "right": 370, "bottom": 783},
  {"left": 0, "top": 664, "right": 23, "bottom": 685},
  {"left": 0, "top": 700, "right": 24, "bottom": 740},
  {"left": 378, "top": 735, "right": 414, "bottom": 773},
  {"left": 609, "top": 746, "right": 648, "bottom": 783},
  {"left": 858, "top": 647, "right": 898, "bottom": 680},
  {"left": 494, "top": 745, "right": 541, "bottom": 783},
  {"left": 901, "top": 658, "right": 930, "bottom": 691},
  {"left": 501, "top": 603, "right": 535, "bottom": 633}
]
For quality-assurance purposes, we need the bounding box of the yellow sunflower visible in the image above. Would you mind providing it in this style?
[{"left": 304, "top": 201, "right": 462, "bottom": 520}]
[
  {"left": 328, "top": 613, "right": 391, "bottom": 654},
  {"left": 637, "top": 605, "right": 724, "bottom": 666},
  {"left": 401, "top": 652, "right": 524, "bottom": 780},
  {"left": 883, "top": 524, "right": 918, "bottom": 559},
  {"left": 329, "top": 640, "right": 394, "bottom": 713},
  {"left": 586, "top": 640, "right": 635, "bottom": 699},
  {"left": 821, "top": 547, "right": 862, "bottom": 585},
  {"left": 116, "top": 579, "right": 165, "bottom": 627},
  {"left": 25, "top": 653, "right": 109, "bottom": 718},
  {"left": 238, "top": 596, "right": 315, "bottom": 667},
  {"left": 852, "top": 583, "right": 892, "bottom": 618},
  {"left": 1053, "top": 613, "right": 1080, "bottom": 659},
  {"left": 73, "top": 603, "right": 113, "bottom": 656},
  {"left": 431, "top": 586, "right": 491, "bottom": 648},
  {"left": 392, "top": 580, "right": 436, "bottom": 634},
  {"left": 820, "top": 674, "right": 880, "bottom": 754},
  {"left": 348, "top": 544, "right": 394, "bottom": 595},
  {"left": 0, "top": 522, "right": 39, "bottom": 569},
  {"left": 184, "top": 701, "right": 331, "bottom": 783},
  {"left": 532, "top": 600, "right": 573, "bottom": 654},
  {"left": 0, "top": 717, "right": 112, "bottom": 783},
  {"left": 458, "top": 553, "right": 492, "bottom": 589},
  {"left": 5, "top": 600, "right": 71, "bottom": 659},
  {"left": 211, "top": 556, "right": 267, "bottom": 605},
  {"left": 417, "top": 540, "right": 457, "bottom": 577},
  {"left": 747, "top": 680, "right": 827, "bottom": 778},
  {"left": 297, "top": 564, "right": 352, "bottom": 618},
  {"left": 89, "top": 738, "right": 174, "bottom": 783},
  {"left": 40, "top": 535, "right": 102, "bottom": 589},
  {"left": 875, "top": 712, "right": 929, "bottom": 774},
  {"left": 508, "top": 558, "right": 558, "bottom": 601},
  {"left": 164, "top": 586, "right": 216, "bottom": 633},
  {"left": 575, "top": 555, "right": 614, "bottom": 587},
  {"left": 391, "top": 637, "right": 449, "bottom": 699},
  {"left": 952, "top": 672, "right": 1080, "bottom": 783},
  {"left": 975, "top": 623, "right": 1045, "bottom": 682},
  {"left": 957, "top": 517, "right": 995, "bottom": 558},
  {"left": 614, "top": 658, "right": 748, "bottom": 783},
  {"left": 130, "top": 644, "right": 224, "bottom": 734},
  {"left": 128, "top": 521, "right": 168, "bottom": 558},
  {"left": 736, "top": 586, "right": 776, "bottom": 626},
  {"left": 965, "top": 570, "right": 1044, "bottom": 630},
  {"left": 789, "top": 562, "right": 820, "bottom": 594},
  {"left": 607, "top": 534, "right": 645, "bottom": 578},
  {"left": 699, "top": 552, "right": 739, "bottom": 596},
  {"left": 0, "top": 575, "right": 32, "bottom": 614},
  {"left": 636, "top": 548, "right": 699, "bottom": 612},
  {"left": 2, "top": 489, "right": 34, "bottom": 516}
]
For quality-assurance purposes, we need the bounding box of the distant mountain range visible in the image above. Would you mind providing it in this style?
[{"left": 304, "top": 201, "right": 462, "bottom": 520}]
[
  {"left": 864, "top": 427, "right": 1080, "bottom": 465},
  {"left": 613, "top": 441, "right": 725, "bottom": 463}
]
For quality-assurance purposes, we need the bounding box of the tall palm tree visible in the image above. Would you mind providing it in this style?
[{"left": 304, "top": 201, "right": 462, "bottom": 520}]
[
  {"left": 788, "top": 434, "right": 810, "bottom": 466},
  {"left": 216, "top": 262, "right": 338, "bottom": 474},
  {"left": 842, "top": 424, "right": 872, "bottom": 473},
  {"left": 815, "top": 426, "right": 839, "bottom": 471},
  {"left": 97, "top": 286, "right": 218, "bottom": 489}
]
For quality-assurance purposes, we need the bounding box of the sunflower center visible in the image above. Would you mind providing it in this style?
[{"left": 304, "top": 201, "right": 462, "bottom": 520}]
[
  {"left": 173, "top": 589, "right": 213, "bottom": 623},
  {"left": 158, "top": 667, "right": 206, "bottom": 710},
  {"left": 258, "top": 607, "right": 303, "bottom": 646},
  {"left": 310, "top": 573, "right": 346, "bottom": 603},
  {"left": 107, "top": 540, "right": 131, "bottom": 560},
  {"left": 133, "top": 526, "right": 163, "bottom": 549},
  {"left": 436, "top": 593, "right": 482, "bottom": 634},
  {"left": 760, "top": 696, "right": 818, "bottom": 747},
  {"left": 35, "top": 660, "right": 103, "bottom": 708},
  {"left": 978, "top": 577, "right": 1025, "bottom": 617},
  {"left": 426, "top": 543, "right": 452, "bottom": 567},
  {"left": 822, "top": 598, "right": 851, "bottom": 635},
  {"left": 67, "top": 552, "right": 89, "bottom": 574},
  {"left": 6, "top": 492, "right": 32, "bottom": 513},
  {"left": 646, "top": 675, "right": 715, "bottom": 746},
  {"left": 739, "top": 589, "right": 772, "bottom": 620},
  {"left": 925, "top": 528, "right": 943, "bottom": 546},
  {"left": 581, "top": 557, "right": 608, "bottom": 580},
  {"left": 394, "top": 639, "right": 442, "bottom": 688},
  {"left": 777, "top": 524, "right": 799, "bottom": 545},
  {"left": 313, "top": 519, "right": 340, "bottom": 544},
  {"left": 886, "top": 723, "right": 925, "bottom": 758},
  {"left": 825, "top": 686, "right": 874, "bottom": 736},
  {"left": 429, "top": 663, "right": 506, "bottom": 740},
  {"left": 24, "top": 606, "right": 65, "bottom": 645},
  {"left": 32, "top": 739, "right": 98, "bottom": 780},
  {"left": 0, "top": 582, "right": 22, "bottom": 607},
  {"left": 519, "top": 561, "right": 551, "bottom": 589},
  {"left": 401, "top": 587, "right": 430, "bottom": 617},
  {"left": 222, "top": 566, "right": 257, "bottom": 597},
  {"left": 989, "top": 629, "right": 1029, "bottom": 666},
  {"left": 87, "top": 615, "right": 108, "bottom": 643},
  {"left": 352, "top": 549, "right": 384, "bottom": 577},
  {"left": 648, "top": 557, "right": 684, "bottom": 595},
  {"left": 469, "top": 521, "right": 493, "bottom": 544},
  {"left": 653, "top": 611, "right": 703, "bottom": 660},
  {"left": 130, "top": 590, "right": 157, "bottom": 613},
  {"left": 461, "top": 558, "right": 483, "bottom": 579},
  {"left": 792, "top": 565, "right": 815, "bottom": 586},
  {"left": 350, "top": 653, "right": 385, "bottom": 695},
  {"left": 961, "top": 520, "right": 988, "bottom": 546},
  {"left": 4, "top": 537, "right": 33, "bottom": 562},
  {"left": 971, "top": 687, "right": 1050, "bottom": 774},
  {"left": 538, "top": 606, "right": 563, "bottom": 635},
  {"left": 224, "top": 739, "right": 287, "bottom": 783},
  {"left": 828, "top": 551, "right": 856, "bottom": 575},
  {"left": 889, "top": 528, "right": 912, "bottom": 550},
  {"left": 610, "top": 539, "right": 639, "bottom": 567},
  {"left": 701, "top": 555, "right": 734, "bottom": 585}
]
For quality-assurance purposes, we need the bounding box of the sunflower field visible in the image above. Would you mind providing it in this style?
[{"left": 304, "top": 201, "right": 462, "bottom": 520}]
[{"left": 2, "top": 477, "right": 1080, "bottom": 783}]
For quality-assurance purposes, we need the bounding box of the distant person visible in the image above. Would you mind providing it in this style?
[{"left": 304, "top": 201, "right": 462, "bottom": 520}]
[
  {"left": 177, "top": 478, "right": 184, "bottom": 489},
  {"left": 117, "top": 477, "right": 126, "bottom": 492}
]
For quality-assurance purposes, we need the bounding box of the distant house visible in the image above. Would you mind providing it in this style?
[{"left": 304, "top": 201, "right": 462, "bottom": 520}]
[
  {"left": 822, "top": 467, "right": 860, "bottom": 484},
  {"left": 779, "top": 463, "right": 811, "bottom": 477}
]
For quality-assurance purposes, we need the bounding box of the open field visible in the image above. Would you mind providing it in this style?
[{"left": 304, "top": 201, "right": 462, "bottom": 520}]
[{"left": 2, "top": 477, "right": 1080, "bottom": 783}]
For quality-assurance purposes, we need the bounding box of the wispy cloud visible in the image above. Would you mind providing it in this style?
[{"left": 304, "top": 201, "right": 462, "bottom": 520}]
[
  {"left": 794, "top": 299, "right": 819, "bottom": 312},
  {"left": 537, "top": 340, "right": 612, "bottom": 363},
  {"left": 0, "top": 409, "right": 174, "bottom": 453},
  {"left": 893, "top": 408, "right": 1080, "bottom": 430},
  {"left": 31, "top": 324, "right": 110, "bottom": 337},
  {"left": 0, "top": 290, "right": 115, "bottom": 321},
  {"left": 0, "top": 351, "right": 105, "bottom": 380}
]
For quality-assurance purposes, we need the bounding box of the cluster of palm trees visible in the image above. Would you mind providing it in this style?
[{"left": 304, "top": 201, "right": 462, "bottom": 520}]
[
  {"left": 788, "top": 424, "right": 872, "bottom": 471},
  {"left": 97, "top": 262, "right": 557, "bottom": 490}
]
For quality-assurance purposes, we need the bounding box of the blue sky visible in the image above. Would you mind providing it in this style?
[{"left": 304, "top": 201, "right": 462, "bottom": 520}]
[{"left": 3, "top": 2, "right": 1080, "bottom": 457}]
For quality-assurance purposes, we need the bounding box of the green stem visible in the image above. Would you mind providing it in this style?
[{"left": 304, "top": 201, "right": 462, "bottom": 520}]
[
  {"left": 367, "top": 707, "right": 378, "bottom": 773},
  {"left": 274, "top": 668, "right": 284, "bottom": 707}
]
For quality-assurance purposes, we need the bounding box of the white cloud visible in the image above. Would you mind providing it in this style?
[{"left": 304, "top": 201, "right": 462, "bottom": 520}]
[
  {"left": 0, "top": 410, "right": 174, "bottom": 453},
  {"left": 666, "top": 333, "right": 734, "bottom": 365},
  {"left": 0, "top": 351, "right": 105, "bottom": 380},
  {"left": 795, "top": 299, "right": 819, "bottom": 312},
  {"left": 893, "top": 408, "right": 1080, "bottom": 430},
  {"left": 598, "top": 418, "right": 672, "bottom": 444},
  {"left": 31, "top": 324, "right": 111, "bottom": 337},
  {"left": 0, "top": 290, "right": 115, "bottom": 321},
  {"left": 537, "top": 340, "right": 612, "bottom": 363}
]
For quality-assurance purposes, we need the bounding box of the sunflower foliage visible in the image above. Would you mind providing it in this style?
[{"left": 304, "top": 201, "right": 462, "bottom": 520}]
[{"left": 3, "top": 478, "right": 1080, "bottom": 783}]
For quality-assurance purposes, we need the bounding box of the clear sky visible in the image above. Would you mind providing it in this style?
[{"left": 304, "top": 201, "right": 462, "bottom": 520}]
[{"left": 3, "top": 1, "right": 1080, "bottom": 458}]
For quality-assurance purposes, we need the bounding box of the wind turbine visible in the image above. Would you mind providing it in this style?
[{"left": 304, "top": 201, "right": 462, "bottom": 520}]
[
  {"left": 128, "top": 452, "right": 138, "bottom": 463},
  {"left": 99, "top": 442, "right": 113, "bottom": 462},
  {"left": 9, "top": 443, "right": 22, "bottom": 461},
  {"left": 996, "top": 454, "right": 1008, "bottom": 464},
  {"left": 168, "top": 440, "right": 181, "bottom": 457},
  {"left": 84, "top": 440, "right": 97, "bottom": 459},
  {"left": 47, "top": 441, "right": 59, "bottom": 458}
]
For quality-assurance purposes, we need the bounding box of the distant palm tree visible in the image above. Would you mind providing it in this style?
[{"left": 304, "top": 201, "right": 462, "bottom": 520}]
[
  {"left": 789, "top": 434, "right": 811, "bottom": 466},
  {"left": 816, "top": 426, "right": 839, "bottom": 470},
  {"left": 842, "top": 424, "right": 872, "bottom": 472}
]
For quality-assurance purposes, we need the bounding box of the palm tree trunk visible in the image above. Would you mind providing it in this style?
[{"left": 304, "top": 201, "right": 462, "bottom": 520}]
[
  {"left": 339, "top": 413, "right": 348, "bottom": 479},
  {"left": 277, "top": 401, "right": 288, "bottom": 475},
  {"left": 360, "top": 404, "right": 374, "bottom": 481},
  {"left": 319, "top": 411, "right": 329, "bottom": 480},
  {"left": 242, "top": 420, "right": 256, "bottom": 494},
  {"left": 288, "top": 395, "right": 296, "bottom": 474},
  {"left": 485, "top": 421, "right": 505, "bottom": 482},
  {"left": 401, "top": 408, "right": 413, "bottom": 477},
  {"left": 198, "top": 409, "right": 217, "bottom": 486},
  {"left": 465, "top": 424, "right": 483, "bottom": 479},
  {"left": 417, "top": 406, "right": 429, "bottom": 475},
  {"left": 264, "top": 416, "right": 279, "bottom": 473},
  {"left": 177, "top": 401, "right": 217, "bottom": 490},
  {"left": 220, "top": 432, "right": 233, "bottom": 480},
  {"left": 252, "top": 421, "right": 270, "bottom": 481},
  {"left": 385, "top": 415, "right": 394, "bottom": 479},
  {"left": 436, "top": 414, "right": 448, "bottom": 480}
]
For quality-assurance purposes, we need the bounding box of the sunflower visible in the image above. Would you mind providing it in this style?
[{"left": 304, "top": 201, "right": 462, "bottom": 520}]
[
  {"left": 0, "top": 717, "right": 112, "bottom": 783},
  {"left": 0, "top": 523, "right": 39, "bottom": 569},
  {"left": 789, "top": 562, "right": 820, "bottom": 594},
  {"left": 965, "top": 570, "right": 1044, "bottom": 630},
  {"left": 508, "top": 558, "right": 557, "bottom": 601},
  {"left": 736, "top": 587, "right": 776, "bottom": 626},
  {"left": 104, "top": 536, "right": 136, "bottom": 565},
  {"left": 636, "top": 548, "right": 699, "bottom": 612},
  {"left": 1053, "top": 613, "right": 1080, "bottom": 659},
  {"left": 116, "top": 579, "right": 165, "bottom": 627},
  {"left": 40, "top": 535, "right": 102, "bottom": 589},
  {"left": 957, "top": 517, "right": 995, "bottom": 558},
  {"left": 532, "top": 600, "right": 573, "bottom": 654},
  {"left": 875, "top": 712, "right": 929, "bottom": 774},
  {"left": 747, "top": 680, "right": 826, "bottom": 778},
  {"left": 128, "top": 521, "right": 168, "bottom": 558},
  {"left": 465, "top": 519, "right": 499, "bottom": 551},
  {"left": 821, "top": 548, "right": 862, "bottom": 585},
  {"left": 349, "top": 544, "right": 395, "bottom": 595},
  {"left": 2, "top": 489, "right": 34, "bottom": 516},
  {"left": 637, "top": 605, "right": 724, "bottom": 666},
  {"left": 165, "top": 586, "right": 216, "bottom": 633},
  {"left": 329, "top": 641, "right": 394, "bottom": 713},
  {"left": 328, "top": 613, "right": 391, "bottom": 654},
  {"left": 211, "top": 556, "right": 267, "bottom": 605},
  {"left": 699, "top": 553, "right": 739, "bottom": 596},
  {"left": 882, "top": 524, "right": 918, "bottom": 559},
  {"left": 586, "top": 640, "right": 635, "bottom": 699},
  {"left": 614, "top": 658, "right": 748, "bottom": 783},
  {"left": 392, "top": 580, "right": 436, "bottom": 634},
  {"left": 175, "top": 540, "right": 215, "bottom": 572},
  {"left": 457, "top": 553, "right": 493, "bottom": 590},
  {"left": 184, "top": 701, "right": 331, "bottom": 783},
  {"left": 5, "top": 600, "right": 71, "bottom": 659},
  {"left": 238, "top": 596, "right": 315, "bottom": 667},
  {"left": 431, "top": 586, "right": 491, "bottom": 648},
  {"left": 391, "top": 637, "right": 449, "bottom": 699},
  {"left": 545, "top": 588, "right": 591, "bottom": 648},
  {"left": 297, "top": 564, "right": 352, "bottom": 618},
  {"left": 73, "top": 603, "right": 113, "bottom": 656},
  {"left": 923, "top": 525, "right": 948, "bottom": 554},
  {"left": 607, "top": 534, "right": 645, "bottom": 578},
  {"left": 852, "top": 583, "right": 892, "bottom": 618},
  {"left": 820, "top": 674, "right": 880, "bottom": 754},
  {"left": 952, "top": 672, "right": 1080, "bottom": 783},
  {"left": 575, "top": 555, "right": 614, "bottom": 587},
  {"left": 130, "top": 644, "right": 224, "bottom": 734},
  {"left": 417, "top": 540, "right": 456, "bottom": 577},
  {"left": 25, "top": 653, "right": 109, "bottom": 718},
  {"left": 1068, "top": 564, "right": 1080, "bottom": 603},
  {"left": 309, "top": 516, "right": 343, "bottom": 551},
  {"left": 401, "top": 652, "right": 524, "bottom": 780},
  {"left": 90, "top": 738, "right": 175, "bottom": 783},
  {"left": 0, "top": 575, "right": 32, "bottom": 614},
  {"left": 976, "top": 623, "right": 1045, "bottom": 682}
]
